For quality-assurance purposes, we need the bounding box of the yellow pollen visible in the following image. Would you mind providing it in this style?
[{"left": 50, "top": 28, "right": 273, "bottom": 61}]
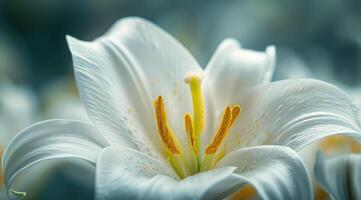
[
  {"left": 205, "top": 106, "right": 240, "bottom": 154},
  {"left": 184, "top": 114, "right": 198, "bottom": 153},
  {"left": 230, "top": 105, "right": 242, "bottom": 127},
  {"left": 154, "top": 96, "right": 182, "bottom": 154}
]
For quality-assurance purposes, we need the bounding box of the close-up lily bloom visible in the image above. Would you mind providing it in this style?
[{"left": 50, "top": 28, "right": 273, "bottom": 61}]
[{"left": 3, "top": 17, "right": 361, "bottom": 200}]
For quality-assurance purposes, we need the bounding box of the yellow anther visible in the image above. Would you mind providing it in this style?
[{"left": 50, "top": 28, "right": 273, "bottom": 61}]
[
  {"left": 184, "top": 114, "right": 198, "bottom": 153},
  {"left": 154, "top": 96, "right": 182, "bottom": 154},
  {"left": 230, "top": 105, "right": 242, "bottom": 127},
  {"left": 205, "top": 107, "right": 232, "bottom": 154},
  {"left": 205, "top": 105, "right": 240, "bottom": 155},
  {"left": 184, "top": 72, "right": 205, "bottom": 136}
]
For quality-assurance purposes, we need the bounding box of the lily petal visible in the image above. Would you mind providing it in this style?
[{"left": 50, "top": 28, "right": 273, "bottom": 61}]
[
  {"left": 2, "top": 119, "right": 108, "bottom": 197},
  {"left": 217, "top": 145, "right": 313, "bottom": 200},
  {"left": 205, "top": 38, "right": 275, "bottom": 110},
  {"left": 227, "top": 79, "right": 361, "bottom": 151},
  {"left": 96, "top": 146, "right": 242, "bottom": 200},
  {"left": 314, "top": 152, "right": 361, "bottom": 200},
  {"left": 67, "top": 17, "right": 202, "bottom": 155}
]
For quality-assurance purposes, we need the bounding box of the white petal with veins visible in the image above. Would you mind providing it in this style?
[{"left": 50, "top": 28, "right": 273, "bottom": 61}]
[
  {"left": 67, "top": 17, "right": 202, "bottom": 157},
  {"left": 227, "top": 79, "right": 361, "bottom": 152},
  {"left": 203, "top": 38, "right": 275, "bottom": 143},
  {"left": 314, "top": 152, "right": 361, "bottom": 200},
  {"left": 96, "top": 146, "right": 241, "bottom": 200},
  {"left": 2, "top": 119, "right": 108, "bottom": 197},
  {"left": 205, "top": 38, "right": 275, "bottom": 109},
  {"left": 217, "top": 145, "right": 312, "bottom": 200}
]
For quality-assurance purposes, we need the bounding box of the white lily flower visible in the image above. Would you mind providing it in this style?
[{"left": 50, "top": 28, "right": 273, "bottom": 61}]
[
  {"left": 3, "top": 17, "right": 361, "bottom": 200},
  {"left": 314, "top": 152, "right": 361, "bottom": 200}
]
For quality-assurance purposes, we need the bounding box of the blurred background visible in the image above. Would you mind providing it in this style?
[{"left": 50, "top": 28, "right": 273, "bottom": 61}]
[{"left": 1, "top": 0, "right": 361, "bottom": 199}]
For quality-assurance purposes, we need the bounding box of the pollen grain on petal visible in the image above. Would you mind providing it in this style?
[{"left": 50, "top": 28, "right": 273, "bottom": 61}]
[{"left": 153, "top": 96, "right": 181, "bottom": 154}]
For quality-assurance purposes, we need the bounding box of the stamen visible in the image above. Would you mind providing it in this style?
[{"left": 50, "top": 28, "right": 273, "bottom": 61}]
[
  {"left": 154, "top": 96, "right": 182, "bottom": 154},
  {"left": 184, "top": 114, "right": 198, "bottom": 153},
  {"left": 230, "top": 105, "right": 242, "bottom": 127},
  {"left": 184, "top": 72, "right": 205, "bottom": 136},
  {"left": 205, "top": 107, "right": 232, "bottom": 154},
  {"left": 184, "top": 113, "right": 199, "bottom": 174}
]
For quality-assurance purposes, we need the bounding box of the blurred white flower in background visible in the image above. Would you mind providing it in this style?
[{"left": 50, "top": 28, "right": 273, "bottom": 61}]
[
  {"left": 0, "top": 84, "right": 37, "bottom": 148},
  {"left": 42, "top": 77, "right": 89, "bottom": 122},
  {"left": 0, "top": 83, "right": 38, "bottom": 200},
  {"left": 0, "top": 32, "right": 89, "bottom": 200},
  {"left": 0, "top": 34, "right": 39, "bottom": 200},
  {"left": 0, "top": 34, "right": 38, "bottom": 145}
]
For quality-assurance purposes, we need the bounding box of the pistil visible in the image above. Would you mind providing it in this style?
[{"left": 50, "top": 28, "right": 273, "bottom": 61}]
[{"left": 185, "top": 72, "right": 205, "bottom": 168}]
